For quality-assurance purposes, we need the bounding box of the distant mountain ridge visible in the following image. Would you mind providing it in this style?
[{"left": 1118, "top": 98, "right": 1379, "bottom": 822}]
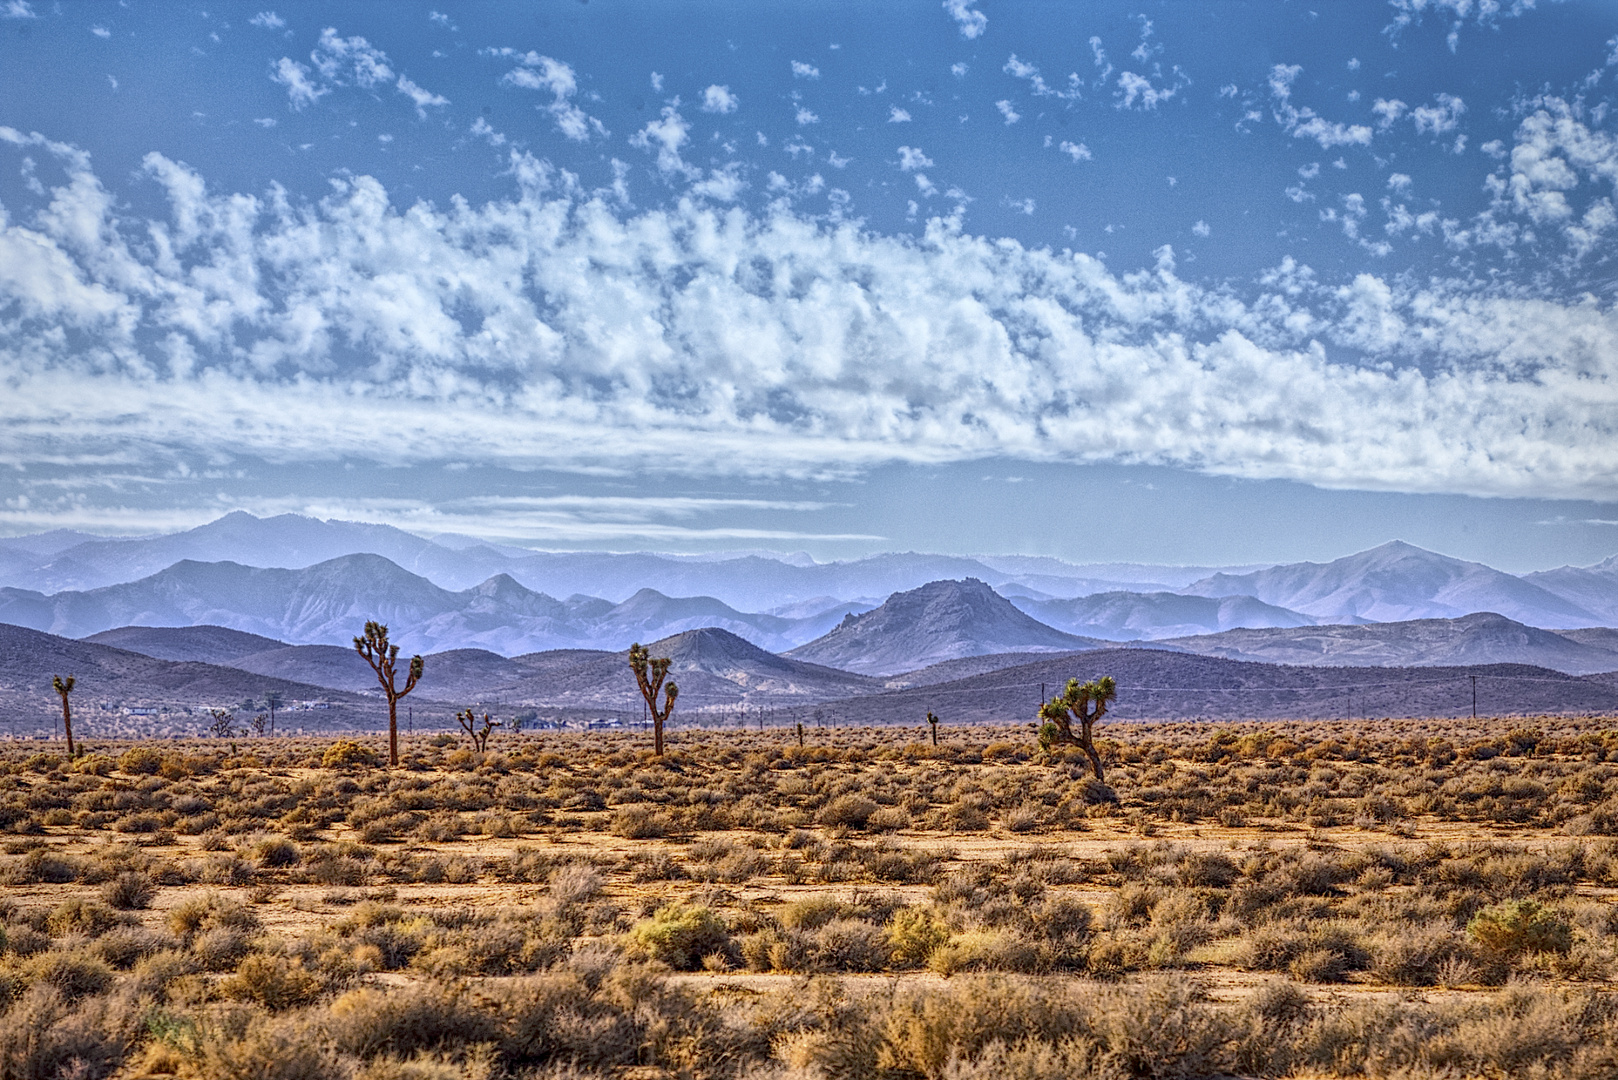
[
  {"left": 786, "top": 578, "right": 1106, "bottom": 676},
  {"left": 1185, "top": 541, "right": 1603, "bottom": 628},
  {"left": 1, "top": 555, "right": 860, "bottom": 655}
]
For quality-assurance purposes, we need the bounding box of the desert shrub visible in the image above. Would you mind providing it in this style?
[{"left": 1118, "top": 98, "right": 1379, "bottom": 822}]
[
  {"left": 889, "top": 907, "right": 951, "bottom": 966},
  {"left": 251, "top": 837, "right": 301, "bottom": 868},
  {"left": 610, "top": 806, "right": 670, "bottom": 839},
  {"left": 0, "top": 983, "right": 145, "bottom": 1079},
  {"left": 100, "top": 870, "right": 155, "bottom": 910},
  {"left": 218, "top": 952, "right": 327, "bottom": 1010},
  {"left": 70, "top": 754, "right": 115, "bottom": 777},
  {"left": 324, "top": 740, "right": 380, "bottom": 769},
  {"left": 819, "top": 794, "right": 880, "bottom": 829},
  {"left": 868, "top": 806, "right": 911, "bottom": 832},
  {"left": 12, "top": 948, "right": 114, "bottom": 1001},
  {"left": 117, "top": 747, "right": 164, "bottom": 775},
  {"left": 46, "top": 898, "right": 129, "bottom": 938},
  {"left": 626, "top": 902, "right": 731, "bottom": 970},
  {"left": 548, "top": 863, "right": 604, "bottom": 907},
  {"left": 1468, "top": 899, "right": 1574, "bottom": 956}
]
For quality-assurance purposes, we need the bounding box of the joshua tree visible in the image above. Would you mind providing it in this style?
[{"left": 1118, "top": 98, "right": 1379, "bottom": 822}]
[
  {"left": 1038, "top": 675, "right": 1118, "bottom": 781},
  {"left": 926, "top": 710, "right": 940, "bottom": 746},
  {"left": 208, "top": 708, "right": 237, "bottom": 738},
  {"left": 51, "top": 675, "right": 76, "bottom": 756},
  {"left": 248, "top": 712, "right": 270, "bottom": 736},
  {"left": 628, "top": 642, "right": 679, "bottom": 756},
  {"left": 456, "top": 707, "right": 500, "bottom": 752},
  {"left": 263, "top": 691, "right": 284, "bottom": 734},
  {"left": 354, "top": 621, "right": 424, "bottom": 767}
]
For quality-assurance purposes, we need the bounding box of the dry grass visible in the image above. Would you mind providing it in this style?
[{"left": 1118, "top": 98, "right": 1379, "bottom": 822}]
[{"left": 0, "top": 715, "right": 1616, "bottom": 1076}]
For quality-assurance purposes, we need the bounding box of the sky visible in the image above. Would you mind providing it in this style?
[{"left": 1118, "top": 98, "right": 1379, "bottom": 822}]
[{"left": 1, "top": 0, "right": 1617, "bottom": 572}]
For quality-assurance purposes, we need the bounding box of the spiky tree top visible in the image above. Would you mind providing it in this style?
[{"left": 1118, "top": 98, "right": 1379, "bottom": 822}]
[
  {"left": 1038, "top": 675, "right": 1118, "bottom": 780},
  {"left": 628, "top": 642, "right": 679, "bottom": 755},
  {"left": 354, "top": 620, "right": 424, "bottom": 766}
]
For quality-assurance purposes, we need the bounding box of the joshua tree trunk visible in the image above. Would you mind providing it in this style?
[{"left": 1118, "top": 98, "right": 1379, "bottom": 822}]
[{"left": 51, "top": 675, "right": 75, "bottom": 757}]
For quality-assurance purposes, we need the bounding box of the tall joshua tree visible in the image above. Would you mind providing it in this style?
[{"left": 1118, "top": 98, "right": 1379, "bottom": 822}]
[
  {"left": 354, "top": 621, "right": 424, "bottom": 767},
  {"left": 51, "top": 675, "right": 76, "bottom": 757},
  {"left": 1038, "top": 675, "right": 1117, "bottom": 781},
  {"left": 264, "top": 690, "right": 284, "bottom": 734},
  {"left": 628, "top": 642, "right": 678, "bottom": 756}
]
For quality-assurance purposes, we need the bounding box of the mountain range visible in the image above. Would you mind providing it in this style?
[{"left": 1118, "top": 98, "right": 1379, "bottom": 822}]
[{"left": 0, "top": 513, "right": 1614, "bottom": 687}]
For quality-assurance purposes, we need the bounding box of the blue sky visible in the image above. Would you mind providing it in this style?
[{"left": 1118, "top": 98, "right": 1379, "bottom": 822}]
[{"left": 0, "top": 0, "right": 1616, "bottom": 571}]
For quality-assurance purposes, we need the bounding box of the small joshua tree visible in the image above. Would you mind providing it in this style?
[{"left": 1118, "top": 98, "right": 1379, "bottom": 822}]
[
  {"left": 628, "top": 642, "right": 679, "bottom": 756},
  {"left": 456, "top": 708, "right": 500, "bottom": 753},
  {"left": 248, "top": 712, "right": 270, "bottom": 737},
  {"left": 208, "top": 709, "right": 237, "bottom": 738},
  {"left": 51, "top": 675, "right": 76, "bottom": 757},
  {"left": 1038, "top": 675, "right": 1118, "bottom": 781},
  {"left": 354, "top": 620, "right": 424, "bottom": 767},
  {"left": 926, "top": 710, "right": 940, "bottom": 746}
]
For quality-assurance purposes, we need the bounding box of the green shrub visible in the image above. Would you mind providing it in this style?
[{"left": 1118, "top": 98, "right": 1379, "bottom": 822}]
[
  {"left": 323, "top": 740, "right": 379, "bottom": 769},
  {"left": 626, "top": 902, "right": 731, "bottom": 970},
  {"left": 117, "top": 747, "right": 164, "bottom": 775},
  {"left": 889, "top": 907, "right": 951, "bottom": 966},
  {"left": 1468, "top": 899, "right": 1573, "bottom": 956}
]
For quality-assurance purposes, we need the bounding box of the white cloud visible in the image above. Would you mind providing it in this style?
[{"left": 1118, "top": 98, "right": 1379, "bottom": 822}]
[
  {"left": 249, "top": 11, "right": 284, "bottom": 29},
  {"left": 1387, "top": 173, "right": 1412, "bottom": 192},
  {"left": 1371, "top": 98, "right": 1407, "bottom": 129},
  {"left": 1, "top": 1, "right": 36, "bottom": 18},
  {"left": 273, "top": 28, "right": 448, "bottom": 119},
  {"left": 91, "top": 25, "right": 110, "bottom": 39},
  {"left": 502, "top": 55, "right": 604, "bottom": 141},
  {"left": 942, "top": 0, "right": 987, "bottom": 40},
  {"left": 791, "top": 61, "right": 820, "bottom": 79},
  {"left": 2, "top": 134, "right": 1618, "bottom": 502},
  {"left": 896, "top": 146, "right": 934, "bottom": 170},
  {"left": 951, "top": 63, "right": 968, "bottom": 79},
  {"left": 888, "top": 107, "right": 912, "bottom": 123},
  {"left": 630, "top": 106, "right": 699, "bottom": 179},
  {"left": 795, "top": 108, "right": 820, "bottom": 126},
  {"left": 1269, "top": 65, "right": 1370, "bottom": 148},
  {"left": 701, "top": 84, "right": 739, "bottom": 114},
  {"left": 1115, "top": 70, "right": 1180, "bottom": 111},
  {"left": 1059, "top": 141, "right": 1091, "bottom": 163},
  {"left": 271, "top": 58, "right": 327, "bottom": 110},
  {"left": 1411, "top": 93, "right": 1464, "bottom": 136},
  {"left": 1192, "top": 220, "right": 1210, "bottom": 237},
  {"left": 995, "top": 100, "right": 1020, "bottom": 124}
]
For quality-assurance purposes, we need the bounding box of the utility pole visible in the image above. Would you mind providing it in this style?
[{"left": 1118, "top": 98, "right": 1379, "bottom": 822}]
[{"left": 1470, "top": 675, "right": 1478, "bottom": 719}]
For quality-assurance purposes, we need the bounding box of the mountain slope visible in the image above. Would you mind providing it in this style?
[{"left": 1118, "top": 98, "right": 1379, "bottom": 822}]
[
  {"left": 1155, "top": 613, "right": 1618, "bottom": 674},
  {"left": 1014, "top": 591, "right": 1316, "bottom": 640},
  {"left": 1185, "top": 541, "right": 1602, "bottom": 627},
  {"left": 786, "top": 578, "right": 1103, "bottom": 676},
  {"left": 1524, "top": 557, "right": 1618, "bottom": 624},
  {"left": 83, "top": 625, "right": 291, "bottom": 664}
]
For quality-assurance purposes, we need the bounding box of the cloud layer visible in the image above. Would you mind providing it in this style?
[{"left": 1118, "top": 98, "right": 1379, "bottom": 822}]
[{"left": 0, "top": 131, "right": 1615, "bottom": 502}]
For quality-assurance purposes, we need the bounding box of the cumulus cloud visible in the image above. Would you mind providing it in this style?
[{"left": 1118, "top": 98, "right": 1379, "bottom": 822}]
[
  {"left": 273, "top": 28, "right": 448, "bottom": 118},
  {"left": 995, "top": 100, "right": 1020, "bottom": 124},
  {"left": 888, "top": 107, "right": 911, "bottom": 123},
  {"left": 502, "top": 54, "right": 605, "bottom": 140},
  {"left": 896, "top": 146, "right": 934, "bottom": 170},
  {"left": 630, "top": 106, "right": 699, "bottom": 179},
  {"left": 1269, "top": 65, "right": 1371, "bottom": 148},
  {"left": 942, "top": 0, "right": 987, "bottom": 40},
  {"left": 1059, "top": 140, "right": 1091, "bottom": 162},
  {"left": 1412, "top": 93, "right": 1464, "bottom": 136},
  {"left": 1, "top": 2, "right": 36, "bottom": 18},
  {"left": 249, "top": 11, "right": 284, "bottom": 29},
  {"left": 791, "top": 61, "right": 819, "bottom": 79},
  {"left": 700, "top": 84, "right": 739, "bottom": 114},
  {"left": 0, "top": 133, "right": 1616, "bottom": 502}
]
